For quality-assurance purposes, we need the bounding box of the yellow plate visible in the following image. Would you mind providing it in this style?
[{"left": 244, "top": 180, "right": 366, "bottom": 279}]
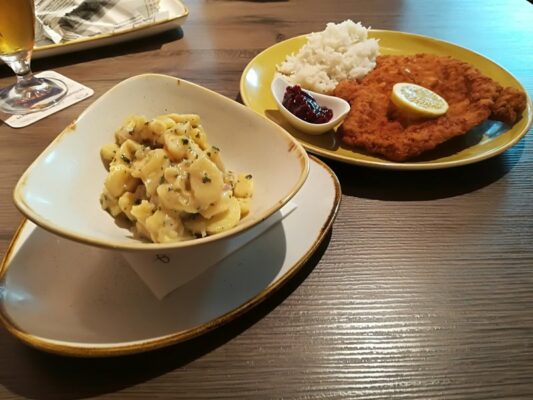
[{"left": 240, "top": 30, "right": 532, "bottom": 170}]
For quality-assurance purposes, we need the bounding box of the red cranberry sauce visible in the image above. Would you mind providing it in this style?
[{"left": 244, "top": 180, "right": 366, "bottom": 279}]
[{"left": 282, "top": 85, "right": 333, "bottom": 124}]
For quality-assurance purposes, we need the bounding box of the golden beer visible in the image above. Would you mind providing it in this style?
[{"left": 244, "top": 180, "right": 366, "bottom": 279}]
[{"left": 0, "top": 0, "right": 35, "bottom": 55}]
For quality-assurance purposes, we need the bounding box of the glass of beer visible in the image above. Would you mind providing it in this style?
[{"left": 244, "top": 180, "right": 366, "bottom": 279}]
[{"left": 0, "top": 0, "right": 67, "bottom": 114}]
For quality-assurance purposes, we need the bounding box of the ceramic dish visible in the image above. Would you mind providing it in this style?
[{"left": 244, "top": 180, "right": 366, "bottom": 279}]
[
  {"left": 33, "top": 0, "right": 188, "bottom": 59},
  {"left": 240, "top": 30, "right": 532, "bottom": 170},
  {"left": 13, "top": 74, "right": 309, "bottom": 251},
  {"left": 0, "top": 157, "right": 340, "bottom": 357},
  {"left": 270, "top": 75, "right": 350, "bottom": 135}
]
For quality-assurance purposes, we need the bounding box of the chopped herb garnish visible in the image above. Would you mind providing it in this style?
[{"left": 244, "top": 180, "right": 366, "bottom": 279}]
[
  {"left": 212, "top": 146, "right": 220, "bottom": 152},
  {"left": 159, "top": 176, "right": 165, "bottom": 184},
  {"left": 195, "top": 133, "right": 200, "bottom": 139},
  {"left": 181, "top": 138, "right": 189, "bottom": 145},
  {"left": 202, "top": 173, "right": 211, "bottom": 184},
  {"left": 121, "top": 154, "right": 131, "bottom": 164},
  {"left": 245, "top": 174, "right": 252, "bottom": 179}
]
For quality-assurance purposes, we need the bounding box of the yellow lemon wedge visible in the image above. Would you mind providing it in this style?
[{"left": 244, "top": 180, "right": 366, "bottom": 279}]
[{"left": 391, "top": 83, "right": 449, "bottom": 118}]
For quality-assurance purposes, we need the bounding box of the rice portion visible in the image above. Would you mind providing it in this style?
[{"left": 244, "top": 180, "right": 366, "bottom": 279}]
[{"left": 276, "top": 20, "right": 379, "bottom": 93}]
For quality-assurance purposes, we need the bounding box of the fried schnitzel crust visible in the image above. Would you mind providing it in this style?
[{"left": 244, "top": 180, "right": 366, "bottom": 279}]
[{"left": 333, "top": 54, "right": 527, "bottom": 161}]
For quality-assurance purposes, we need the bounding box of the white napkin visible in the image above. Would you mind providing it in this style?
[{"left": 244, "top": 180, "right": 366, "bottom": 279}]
[
  {"left": 3, "top": 71, "right": 94, "bottom": 128},
  {"left": 123, "top": 201, "right": 297, "bottom": 299}
]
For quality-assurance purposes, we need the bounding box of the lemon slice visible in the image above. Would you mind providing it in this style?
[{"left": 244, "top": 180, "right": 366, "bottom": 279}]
[{"left": 391, "top": 83, "right": 449, "bottom": 118}]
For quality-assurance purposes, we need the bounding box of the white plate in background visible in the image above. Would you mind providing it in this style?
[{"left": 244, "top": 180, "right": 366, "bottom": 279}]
[{"left": 33, "top": 0, "right": 189, "bottom": 59}]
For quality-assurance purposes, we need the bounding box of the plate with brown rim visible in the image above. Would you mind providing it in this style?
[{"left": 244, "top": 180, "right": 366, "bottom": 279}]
[{"left": 0, "top": 156, "right": 340, "bottom": 357}]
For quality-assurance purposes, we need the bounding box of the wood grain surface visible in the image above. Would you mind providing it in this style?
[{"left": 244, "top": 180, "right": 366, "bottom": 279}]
[{"left": 1, "top": 0, "right": 532, "bottom": 398}]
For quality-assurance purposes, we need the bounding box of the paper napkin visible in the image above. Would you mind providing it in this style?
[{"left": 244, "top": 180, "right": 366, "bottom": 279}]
[{"left": 122, "top": 201, "right": 297, "bottom": 299}]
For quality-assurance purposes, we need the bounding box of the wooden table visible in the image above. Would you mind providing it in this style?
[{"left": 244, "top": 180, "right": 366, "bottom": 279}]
[{"left": 1, "top": 0, "right": 532, "bottom": 398}]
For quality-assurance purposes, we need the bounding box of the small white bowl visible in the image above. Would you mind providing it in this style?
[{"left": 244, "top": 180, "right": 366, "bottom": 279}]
[
  {"left": 13, "top": 74, "right": 309, "bottom": 251},
  {"left": 271, "top": 75, "right": 350, "bottom": 135}
]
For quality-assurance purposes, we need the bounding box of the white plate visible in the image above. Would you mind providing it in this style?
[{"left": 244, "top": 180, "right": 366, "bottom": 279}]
[
  {"left": 0, "top": 157, "right": 340, "bottom": 357},
  {"left": 33, "top": 0, "right": 189, "bottom": 59}
]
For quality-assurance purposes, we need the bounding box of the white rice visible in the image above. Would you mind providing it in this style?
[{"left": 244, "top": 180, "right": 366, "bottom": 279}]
[{"left": 276, "top": 20, "right": 379, "bottom": 93}]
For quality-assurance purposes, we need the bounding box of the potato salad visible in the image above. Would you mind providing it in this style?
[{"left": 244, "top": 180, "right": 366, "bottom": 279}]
[{"left": 100, "top": 113, "right": 253, "bottom": 243}]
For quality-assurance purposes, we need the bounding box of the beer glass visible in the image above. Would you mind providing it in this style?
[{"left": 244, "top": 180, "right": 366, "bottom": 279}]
[{"left": 0, "top": 0, "right": 67, "bottom": 114}]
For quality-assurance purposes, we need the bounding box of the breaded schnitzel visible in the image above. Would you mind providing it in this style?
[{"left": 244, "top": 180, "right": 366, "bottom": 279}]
[{"left": 333, "top": 54, "right": 527, "bottom": 161}]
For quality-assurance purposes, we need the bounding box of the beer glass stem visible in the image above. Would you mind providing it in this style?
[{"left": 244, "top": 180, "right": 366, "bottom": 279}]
[{"left": 1, "top": 50, "right": 32, "bottom": 76}]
